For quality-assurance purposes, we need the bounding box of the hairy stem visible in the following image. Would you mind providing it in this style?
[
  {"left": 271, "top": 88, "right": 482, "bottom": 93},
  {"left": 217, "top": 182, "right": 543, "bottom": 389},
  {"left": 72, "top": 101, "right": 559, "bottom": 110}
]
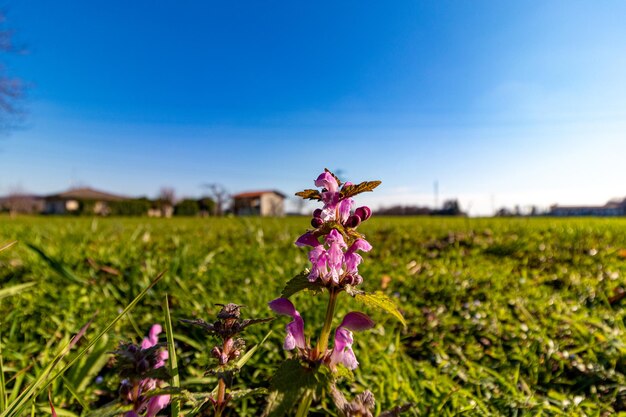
[{"left": 316, "top": 288, "right": 339, "bottom": 356}]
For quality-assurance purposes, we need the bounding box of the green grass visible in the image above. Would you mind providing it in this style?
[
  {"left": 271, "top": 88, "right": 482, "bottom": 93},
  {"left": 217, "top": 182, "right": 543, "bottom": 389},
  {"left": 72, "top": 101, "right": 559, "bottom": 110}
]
[{"left": 2, "top": 215, "right": 626, "bottom": 416}]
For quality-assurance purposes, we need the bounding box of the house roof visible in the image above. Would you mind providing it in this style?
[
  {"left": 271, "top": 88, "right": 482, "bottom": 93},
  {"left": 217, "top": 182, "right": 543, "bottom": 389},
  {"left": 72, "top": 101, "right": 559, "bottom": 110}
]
[
  {"left": 45, "top": 187, "right": 128, "bottom": 201},
  {"left": 232, "top": 190, "right": 286, "bottom": 199}
]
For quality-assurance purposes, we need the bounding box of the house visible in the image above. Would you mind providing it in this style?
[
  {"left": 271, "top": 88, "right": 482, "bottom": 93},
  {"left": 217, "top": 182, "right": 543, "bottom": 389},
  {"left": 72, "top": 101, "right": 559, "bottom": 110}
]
[
  {"left": 232, "top": 190, "right": 285, "bottom": 217},
  {"left": 44, "top": 187, "right": 128, "bottom": 215},
  {"left": 549, "top": 198, "right": 626, "bottom": 216}
]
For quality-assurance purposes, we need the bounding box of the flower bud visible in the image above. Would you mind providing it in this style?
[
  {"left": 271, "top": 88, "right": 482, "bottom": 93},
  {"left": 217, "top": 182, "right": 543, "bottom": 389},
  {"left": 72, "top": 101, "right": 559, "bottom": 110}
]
[
  {"left": 313, "top": 208, "right": 323, "bottom": 218},
  {"left": 345, "top": 215, "right": 361, "bottom": 228},
  {"left": 311, "top": 217, "right": 324, "bottom": 228},
  {"left": 355, "top": 206, "right": 372, "bottom": 221}
]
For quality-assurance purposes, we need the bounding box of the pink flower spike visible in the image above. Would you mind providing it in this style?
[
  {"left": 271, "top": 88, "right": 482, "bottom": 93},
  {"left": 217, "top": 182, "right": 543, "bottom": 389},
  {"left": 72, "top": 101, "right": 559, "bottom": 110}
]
[
  {"left": 295, "top": 232, "right": 320, "bottom": 248},
  {"left": 269, "top": 298, "right": 306, "bottom": 350},
  {"left": 339, "top": 312, "right": 375, "bottom": 332},
  {"left": 145, "top": 394, "right": 171, "bottom": 417},
  {"left": 315, "top": 172, "right": 339, "bottom": 193},
  {"left": 141, "top": 324, "right": 163, "bottom": 349}
]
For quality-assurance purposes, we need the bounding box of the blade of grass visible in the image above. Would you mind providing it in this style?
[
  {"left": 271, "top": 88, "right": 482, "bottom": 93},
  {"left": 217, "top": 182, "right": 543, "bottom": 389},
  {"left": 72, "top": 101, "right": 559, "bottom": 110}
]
[
  {"left": 60, "top": 377, "right": 90, "bottom": 412},
  {"left": 0, "top": 282, "right": 36, "bottom": 301},
  {"left": 163, "top": 295, "right": 180, "bottom": 417},
  {"left": 25, "top": 243, "right": 87, "bottom": 285},
  {"left": 0, "top": 241, "right": 16, "bottom": 253},
  {"left": 1, "top": 271, "right": 165, "bottom": 417}
]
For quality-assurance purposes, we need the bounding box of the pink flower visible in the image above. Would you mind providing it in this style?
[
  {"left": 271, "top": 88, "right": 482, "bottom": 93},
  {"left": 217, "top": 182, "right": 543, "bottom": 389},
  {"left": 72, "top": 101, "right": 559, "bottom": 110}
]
[
  {"left": 145, "top": 394, "right": 171, "bottom": 417},
  {"left": 326, "top": 230, "right": 347, "bottom": 283},
  {"left": 141, "top": 324, "right": 169, "bottom": 369},
  {"left": 344, "top": 239, "right": 372, "bottom": 285},
  {"left": 329, "top": 312, "right": 374, "bottom": 370},
  {"left": 314, "top": 172, "right": 339, "bottom": 193},
  {"left": 338, "top": 198, "right": 354, "bottom": 224},
  {"left": 308, "top": 245, "right": 329, "bottom": 282},
  {"left": 269, "top": 298, "right": 306, "bottom": 350}
]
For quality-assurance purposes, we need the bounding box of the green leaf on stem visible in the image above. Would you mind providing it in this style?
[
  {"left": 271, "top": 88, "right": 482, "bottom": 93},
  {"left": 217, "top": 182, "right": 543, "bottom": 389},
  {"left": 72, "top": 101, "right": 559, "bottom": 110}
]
[
  {"left": 346, "top": 288, "right": 407, "bottom": 327},
  {"left": 281, "top": 271, "right": 324, "bottom": 299},
  {"left": 340, "top": 181, "right": 382, "bottom": 199},
  {"left": 265, "top": 359, "right": 318, "bottom": 417},
  {"left": 294, "top": 189, "right": 322, "bottom": 201}
]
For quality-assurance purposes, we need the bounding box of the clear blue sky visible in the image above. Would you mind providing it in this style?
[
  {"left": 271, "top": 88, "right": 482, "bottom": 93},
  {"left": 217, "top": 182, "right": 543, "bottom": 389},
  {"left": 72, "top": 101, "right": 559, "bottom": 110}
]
[{"left": 2, "top": 1, "right": 626, "bottom": 215}]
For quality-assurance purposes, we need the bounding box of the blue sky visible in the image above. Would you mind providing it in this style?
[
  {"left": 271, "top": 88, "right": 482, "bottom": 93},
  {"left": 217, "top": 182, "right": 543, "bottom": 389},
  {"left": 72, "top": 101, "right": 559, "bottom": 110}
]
[{"left": 2, "top": 1, "right": 626, "bottom": 215}]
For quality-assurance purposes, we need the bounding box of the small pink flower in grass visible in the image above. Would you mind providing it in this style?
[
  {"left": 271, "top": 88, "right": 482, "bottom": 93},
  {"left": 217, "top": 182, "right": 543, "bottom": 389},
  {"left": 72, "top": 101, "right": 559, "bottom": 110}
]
[
  {"left": 141, "top": 324, "right": 169, "bottom": 368},
  {"left": 269, "top": 298, "right": 306, "bottom": 350},
  {"left": 329, "top": 312, "right": 374, "bottom": 370}
]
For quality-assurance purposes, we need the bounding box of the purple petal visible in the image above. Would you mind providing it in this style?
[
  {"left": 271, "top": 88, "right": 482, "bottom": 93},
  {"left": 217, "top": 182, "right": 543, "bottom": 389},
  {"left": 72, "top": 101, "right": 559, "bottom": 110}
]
[
  {"left": 141, "top": 324, "right": 162, "bottom": 349},
  {"left": 315, "top": 172, "right": 339, "bottom": 193},
  {"left": 338, "top": 198, "right": 353, "bottom": 223},
  {"left": 340, "top": 347, "right": 359, "bottom": 370},
  {"left": 145, "top": 394, "right": 171, "bottom": 417},
  {"left": 326, "top": 229, "right": 347, "bottom": 248},
  {"left": 295, "top": 232, "right": 320, "bottom": 247},
  {"left": 329, "top": 327, "right": 355, "bottom": 368},
  {"left": 124, "top": 412, "right": 139, "bottom": 417},
  {"left": 285, "top": 314, "right": 306, "bottom": 350},
  {"left": 344, "top": 251, "right": 363, "bottom": 272},
  {"left": 348, "top": 239, "right": 372, "bottom": 254},
  {"left": 333, "top": 326, "right": 353, "bottom": 352},
  {"left": 308, "top": 246, "right": 329, "bottom": 282},
  {"left": 340, "top": 312, "right": 375, "bottom": 332},
  {"left": 268, "top": 298, "right": 297, "bottom": 317}
]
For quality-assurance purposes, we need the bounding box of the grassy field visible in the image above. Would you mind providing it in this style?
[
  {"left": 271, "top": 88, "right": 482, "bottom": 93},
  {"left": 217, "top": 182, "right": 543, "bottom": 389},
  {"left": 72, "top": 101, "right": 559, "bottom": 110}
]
[{"left": 2, "top": 215, "right": 626, "bottom": 416}]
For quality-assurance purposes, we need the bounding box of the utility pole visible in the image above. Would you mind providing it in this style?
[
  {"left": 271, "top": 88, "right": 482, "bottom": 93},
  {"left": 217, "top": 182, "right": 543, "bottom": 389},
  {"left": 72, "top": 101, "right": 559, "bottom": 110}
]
[{"left": 434, "top": 180, "right": 439, "bottom": 209}]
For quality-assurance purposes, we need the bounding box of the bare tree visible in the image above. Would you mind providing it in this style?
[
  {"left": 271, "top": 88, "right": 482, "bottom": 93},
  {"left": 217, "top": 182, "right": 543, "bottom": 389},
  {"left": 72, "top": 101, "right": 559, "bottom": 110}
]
[
  {"left": 202, "top": 183, "right": 229, "bottom": 216},
  {"left": 2, "top": 186, "right": 42, "bottom": 216},
  {"left": 158, "top": 187, "right": 176, "bottom": 217}
]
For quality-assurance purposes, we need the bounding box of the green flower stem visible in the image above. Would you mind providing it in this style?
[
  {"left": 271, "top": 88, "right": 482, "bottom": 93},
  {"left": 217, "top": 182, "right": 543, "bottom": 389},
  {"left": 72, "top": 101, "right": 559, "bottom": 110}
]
[{"left": 316, "top": 288, "right": 339, "bottom": 357}]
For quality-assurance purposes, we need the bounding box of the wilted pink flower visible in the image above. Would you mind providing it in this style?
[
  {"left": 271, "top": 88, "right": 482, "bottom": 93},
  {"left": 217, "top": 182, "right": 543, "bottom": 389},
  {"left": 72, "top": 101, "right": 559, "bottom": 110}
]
[
  {"left": 269, "top": 298, "right": 306, "bottom": 350},
  {"left": 329, "top": 312, "right": 374, "bottom": 370}
]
